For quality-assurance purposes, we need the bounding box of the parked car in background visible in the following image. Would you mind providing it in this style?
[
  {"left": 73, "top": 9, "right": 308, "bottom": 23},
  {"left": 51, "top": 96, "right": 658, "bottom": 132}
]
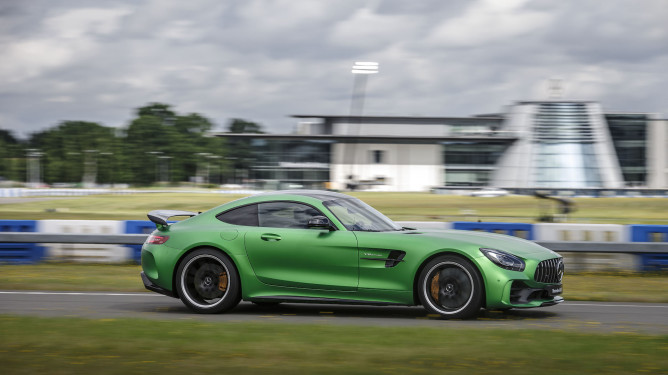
[{"left": 470, "top": 187, "right": 509, "bottom": 197}]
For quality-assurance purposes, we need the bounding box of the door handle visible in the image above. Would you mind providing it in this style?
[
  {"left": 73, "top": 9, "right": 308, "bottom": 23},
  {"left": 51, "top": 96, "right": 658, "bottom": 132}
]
[{"left": 261, "top": 233, "right": 282, "bottom": 241}]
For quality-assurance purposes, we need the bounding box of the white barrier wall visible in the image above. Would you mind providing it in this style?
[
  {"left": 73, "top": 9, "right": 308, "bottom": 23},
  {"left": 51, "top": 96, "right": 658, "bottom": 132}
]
[
  {"left": 38, "top": 220, "right": 130, "bottom": 263},
  {"left": 534, "top": 223, "right": 628, "bottom": 242},
  {"left": 396, "top": 221, "right": 451, "bottom": 230},
  {"left": 535, "top": 223, "right": 636, "bottom": 272}
]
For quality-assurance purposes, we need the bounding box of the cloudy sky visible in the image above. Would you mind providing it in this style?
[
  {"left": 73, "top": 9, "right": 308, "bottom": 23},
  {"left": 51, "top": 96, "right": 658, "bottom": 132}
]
[{"left": 1, "top": 0, "right": 667, "bottom": 137}]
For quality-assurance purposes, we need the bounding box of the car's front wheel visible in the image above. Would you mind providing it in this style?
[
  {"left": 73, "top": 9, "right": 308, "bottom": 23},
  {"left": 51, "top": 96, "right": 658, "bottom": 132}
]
[
  {"left": 418, "top": 255, "right": 483, "bottom": 319},
  {"left": 176, "top": 248, "right": 241, "bottom": 314}
]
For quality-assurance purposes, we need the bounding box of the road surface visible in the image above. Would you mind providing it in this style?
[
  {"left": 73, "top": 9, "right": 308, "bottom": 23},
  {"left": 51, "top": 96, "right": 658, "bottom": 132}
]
[{"left": 1, "top": 290, "right": 666, "bottom": 334}]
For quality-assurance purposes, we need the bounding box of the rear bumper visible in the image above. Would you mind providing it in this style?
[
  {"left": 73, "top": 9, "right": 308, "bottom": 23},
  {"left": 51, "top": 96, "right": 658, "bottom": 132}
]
[{"left": 141, "top": 271, "right": 177, "bottom": 298}]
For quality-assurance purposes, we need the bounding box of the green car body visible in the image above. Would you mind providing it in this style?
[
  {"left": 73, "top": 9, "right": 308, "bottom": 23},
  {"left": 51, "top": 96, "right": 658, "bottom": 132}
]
[{"left": 141, "top": 190, "right": 564, "bottom": 319}]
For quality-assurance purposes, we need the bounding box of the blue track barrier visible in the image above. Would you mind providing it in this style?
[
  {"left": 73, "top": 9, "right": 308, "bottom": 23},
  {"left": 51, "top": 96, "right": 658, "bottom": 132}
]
[
  {"left": 0, "top": 220, "right": 44, "bottom": 264},
  {"left": 452, "top": 222, "right": 534, "bottom": 240},
  {"left": 629, "top": 225, "right": 668, "bottom": 271},
  {"left": 125, "top": 220, "right": 156, "bottom": 263}
]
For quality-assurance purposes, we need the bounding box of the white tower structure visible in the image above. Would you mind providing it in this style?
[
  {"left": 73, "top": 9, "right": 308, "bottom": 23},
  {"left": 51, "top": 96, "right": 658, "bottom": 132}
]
[{"left": 491, "top": 101, "right": 624, "bottom": 188}]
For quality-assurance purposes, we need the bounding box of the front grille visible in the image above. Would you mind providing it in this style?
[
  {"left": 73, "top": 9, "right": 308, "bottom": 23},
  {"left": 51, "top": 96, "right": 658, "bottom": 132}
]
[{"left": 534, "top": 258, "right": 564, "bottom": 284}]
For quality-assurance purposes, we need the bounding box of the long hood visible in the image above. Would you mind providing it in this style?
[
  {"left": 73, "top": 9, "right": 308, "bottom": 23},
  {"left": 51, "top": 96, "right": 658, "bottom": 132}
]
[{"left": 394, "top": 229, "right": 559, "bottom": 259}]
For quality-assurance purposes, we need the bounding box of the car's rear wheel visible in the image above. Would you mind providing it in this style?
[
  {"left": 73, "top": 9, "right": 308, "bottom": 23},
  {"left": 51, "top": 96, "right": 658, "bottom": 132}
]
[
  {"left": 176, "top": 248, "right": 240, "bottom": 314},
  {"left": 418, "top": 255, "right": 483, "bottom": 319}
]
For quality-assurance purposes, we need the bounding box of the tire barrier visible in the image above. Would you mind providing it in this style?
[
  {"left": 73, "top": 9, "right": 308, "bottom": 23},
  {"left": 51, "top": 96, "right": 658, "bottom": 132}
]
[
  {"left": 630, "top": 225, "right": 668, "bottom": 271},
  {"left": 125, "top": 220, "right": 156, "bottom": 264},
  {"left": 0, "top": 220, "right": 665, "bottom": 272},
  {"left": 0, "top": 220, "right": 44, "bottom": 264}
]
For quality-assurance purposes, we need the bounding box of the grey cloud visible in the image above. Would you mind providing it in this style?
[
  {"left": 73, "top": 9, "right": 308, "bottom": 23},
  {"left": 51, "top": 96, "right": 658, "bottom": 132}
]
[{"left": 0, "top": 0, "right": 666, "bottom": 138}]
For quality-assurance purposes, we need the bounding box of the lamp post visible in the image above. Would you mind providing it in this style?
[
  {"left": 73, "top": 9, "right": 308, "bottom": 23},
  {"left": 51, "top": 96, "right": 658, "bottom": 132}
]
[
  {"left": 25, "top": 149, "right": 44, "bottom": 187},
  {"left": 146, "top": 151, "right": 163, "bottom": 184},
  {"left": 350, "top": 61, "right": 379, "bottom": 116},
  {"left": 100, "top": 152, "right": 114, "bottom": 186},
  {"left": 206, "top": 155, "right": 222, "bottom": 185},
  {"left": 83, "top": 149, "right": 99, "bottom": 188},
  {"left": 157, "top": 155, "right": 173, "bottom": 183},
  {"left": 346, "top": 62, "right": 379, "bottom": 189},
  {"left": 195, "top": 152, "right": 212, "bottom": 185}
]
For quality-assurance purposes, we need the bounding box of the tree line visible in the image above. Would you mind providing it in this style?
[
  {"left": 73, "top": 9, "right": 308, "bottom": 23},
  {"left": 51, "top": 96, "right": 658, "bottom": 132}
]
[{"left": 0, "top": 103, "right": 263, "bottom": 186}]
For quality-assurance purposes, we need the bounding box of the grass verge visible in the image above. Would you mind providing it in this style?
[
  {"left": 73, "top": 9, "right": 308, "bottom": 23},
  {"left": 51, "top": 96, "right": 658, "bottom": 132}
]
[
  {"left": 1, "top": 315, "right": 666, "bottom": 374},
  {"left": 1, "top": 264, "right": 667, "bottom": 303},
  {"left": 1, "top": 192, "right": 668, "bottom": 223}
]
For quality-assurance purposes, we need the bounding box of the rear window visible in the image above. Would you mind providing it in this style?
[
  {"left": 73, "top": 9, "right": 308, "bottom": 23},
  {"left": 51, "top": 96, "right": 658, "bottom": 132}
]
[{"left": 216, "top": 204, "right": 258, "bottom": 226}]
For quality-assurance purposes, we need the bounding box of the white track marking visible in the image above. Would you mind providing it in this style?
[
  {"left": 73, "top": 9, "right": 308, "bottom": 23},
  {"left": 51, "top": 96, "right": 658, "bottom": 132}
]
[
  {"left": 0, "top": 291, "right": 163, "bottom": 297},
  {"left": 566, "top": 302, "right": 668, "bottom": 308},
  {"left": 0, "top": 292, "right": 666, "bottom": 309}
]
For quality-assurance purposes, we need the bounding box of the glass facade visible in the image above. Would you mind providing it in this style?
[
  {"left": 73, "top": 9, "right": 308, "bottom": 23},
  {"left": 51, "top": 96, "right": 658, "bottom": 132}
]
[
  {"left": 443, "top": 142, "right": 508, "bottom": 186},
  {"left": 605, "top": 114, "right": 648, "bottom": 186},
  {"left": 248, "top": 139, "right": 331, "bottom": 189},
  {"left": 531, "top": 103, "right": 603, "bottom": 188}
]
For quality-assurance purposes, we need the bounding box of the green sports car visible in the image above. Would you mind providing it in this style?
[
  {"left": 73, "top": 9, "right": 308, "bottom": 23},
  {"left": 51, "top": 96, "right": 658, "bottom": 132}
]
[{"left": 140, "top": 190, "right": 564, "bottom": 319}]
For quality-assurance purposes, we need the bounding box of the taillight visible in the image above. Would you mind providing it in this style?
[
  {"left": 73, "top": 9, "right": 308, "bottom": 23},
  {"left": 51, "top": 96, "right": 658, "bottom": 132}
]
[{"left": 147, "top": 234, "right": 169, "bottom": 245}]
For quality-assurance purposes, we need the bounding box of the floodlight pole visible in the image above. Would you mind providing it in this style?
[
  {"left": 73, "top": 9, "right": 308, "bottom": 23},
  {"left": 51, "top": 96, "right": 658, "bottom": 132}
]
[
  {"left": 346, "top": 62, "right": 379, "bottom": 189},
  {"left": 349, "top": 62, "right": 379, "bottom": 117}
]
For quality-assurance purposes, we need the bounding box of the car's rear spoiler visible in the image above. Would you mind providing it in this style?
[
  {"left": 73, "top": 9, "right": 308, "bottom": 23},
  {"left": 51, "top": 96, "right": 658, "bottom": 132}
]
[{"left": 147, "top": 210, "right": 199, "bottom": 229}]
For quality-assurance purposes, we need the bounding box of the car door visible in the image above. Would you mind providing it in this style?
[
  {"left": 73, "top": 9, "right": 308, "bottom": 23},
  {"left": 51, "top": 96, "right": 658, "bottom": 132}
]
[{"left": 244, "top": 201, "right": 359, "bottom": 291}]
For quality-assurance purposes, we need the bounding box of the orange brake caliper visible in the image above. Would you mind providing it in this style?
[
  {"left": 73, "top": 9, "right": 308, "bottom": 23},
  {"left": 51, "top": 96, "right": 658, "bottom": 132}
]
[
  {"left": 430, "top": 273, "right": 439, "bottom": 301},
  {"left": 218, "top": 272, "right": 228, "bottom": 292}
]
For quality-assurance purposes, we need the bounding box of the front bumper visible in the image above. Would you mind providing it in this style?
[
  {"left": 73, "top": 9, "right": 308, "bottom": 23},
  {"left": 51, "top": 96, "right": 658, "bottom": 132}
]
[
  {"left": 510, "top": 281, "right": 563, "bottom": 306},
  {"left": 478, "top": 255, "right": 565, "bottom": 309}
]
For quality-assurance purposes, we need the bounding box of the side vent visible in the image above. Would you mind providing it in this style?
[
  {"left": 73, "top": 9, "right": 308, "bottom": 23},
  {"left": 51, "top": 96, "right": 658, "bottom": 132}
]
[{"left": 385, "top": 250, "right": 406, "bottom": 268}]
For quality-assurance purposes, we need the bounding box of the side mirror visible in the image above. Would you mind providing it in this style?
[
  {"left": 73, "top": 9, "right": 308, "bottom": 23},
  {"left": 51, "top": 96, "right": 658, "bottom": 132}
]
[{"left": 307, "top": 216, "right": 333, "bottom": 230}]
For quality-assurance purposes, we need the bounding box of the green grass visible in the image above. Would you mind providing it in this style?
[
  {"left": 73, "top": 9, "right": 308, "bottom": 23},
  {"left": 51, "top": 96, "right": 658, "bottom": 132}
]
[
  {"left": 1, "top": 315, "right": 666, "bottom": 374},
  {"left": 0, "top": 193, "right": 249, "bottom": 221},
  {"left": 1, "top": 192, "right": 668, "bottom": 223},
  {"left": 1, "top": 264, "right": 667, "bottom": 303},
  {"left": 0, "top": 264, "right": 145, "bottom": 292}
]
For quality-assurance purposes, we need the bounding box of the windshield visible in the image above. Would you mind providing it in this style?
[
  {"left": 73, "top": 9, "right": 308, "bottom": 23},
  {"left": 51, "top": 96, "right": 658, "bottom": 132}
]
[{"left": 323, "top": 198, "right": 402, "bottom": 232}]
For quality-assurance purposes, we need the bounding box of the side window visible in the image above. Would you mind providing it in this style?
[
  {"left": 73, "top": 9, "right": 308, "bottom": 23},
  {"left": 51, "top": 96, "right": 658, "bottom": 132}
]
[
  {"left": 258, "top": 202, "right": 322, "bottom": 229},
  {"left": 216, "top": 204, "right": 259, "bottom": 226}
]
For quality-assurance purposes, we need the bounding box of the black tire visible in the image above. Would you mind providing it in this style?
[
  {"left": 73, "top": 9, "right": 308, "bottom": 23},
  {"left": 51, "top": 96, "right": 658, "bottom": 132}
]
[
  {"left": 176, "top": 248, "right": 241, "bottom": 314},
  {"left": 417, "top": 255, "right": 483, "bottom": 319}
]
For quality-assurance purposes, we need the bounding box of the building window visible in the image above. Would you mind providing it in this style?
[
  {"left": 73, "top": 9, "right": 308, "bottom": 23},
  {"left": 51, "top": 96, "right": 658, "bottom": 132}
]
[{"left": 371, "top": 150, "right": 385, "bottom": 164}]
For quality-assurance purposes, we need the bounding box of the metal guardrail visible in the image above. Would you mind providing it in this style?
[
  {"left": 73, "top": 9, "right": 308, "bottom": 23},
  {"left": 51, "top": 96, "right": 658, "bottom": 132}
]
[
  {"left": 0, "top": 233, "right": 666, "bottom": 252},
  {"left": 0, "top": 233, "right": 148, "bottom": 245},
  {"left": 537, "top": 241, "right": 667, "bottom": 253}
]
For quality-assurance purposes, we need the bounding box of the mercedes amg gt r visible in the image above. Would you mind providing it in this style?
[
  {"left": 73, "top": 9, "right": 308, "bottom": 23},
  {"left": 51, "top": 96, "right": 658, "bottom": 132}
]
[{"left": 140, "top": 190, "right": 564, "bottom": 319}]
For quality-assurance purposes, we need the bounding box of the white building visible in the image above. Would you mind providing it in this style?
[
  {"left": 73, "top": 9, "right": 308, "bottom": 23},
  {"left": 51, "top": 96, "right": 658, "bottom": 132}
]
[{"left": 216, "top": 100, "right": 668, "bottom": 193}]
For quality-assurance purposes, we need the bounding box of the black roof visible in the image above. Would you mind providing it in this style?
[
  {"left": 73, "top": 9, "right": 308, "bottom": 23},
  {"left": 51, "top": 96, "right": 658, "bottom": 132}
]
[
  {"left": 290, "top": 114, "right": 503, "bottom": 123},
  {"left": 255, "top": 190, "right": 352, "bottom": 201},
  {"left": 213, "top": 133, "right": 518, "bottom": 144}
]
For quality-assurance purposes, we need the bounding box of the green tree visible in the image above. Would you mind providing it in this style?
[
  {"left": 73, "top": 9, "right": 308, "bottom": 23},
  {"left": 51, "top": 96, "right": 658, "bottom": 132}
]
[
  {"left": 0, "top": 129, "right": 22, "bottom": 182},
  {"left": 123, "top": 103, "right": 225, "bottom": 185},
  {"left": 28, "top": 121, "right": 115, "bottom": 184}
]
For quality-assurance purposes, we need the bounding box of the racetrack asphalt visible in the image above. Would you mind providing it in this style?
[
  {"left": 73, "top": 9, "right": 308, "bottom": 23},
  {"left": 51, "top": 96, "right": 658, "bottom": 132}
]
[{"left": 1, "top": 290, "right": 666, "bottom": 334}]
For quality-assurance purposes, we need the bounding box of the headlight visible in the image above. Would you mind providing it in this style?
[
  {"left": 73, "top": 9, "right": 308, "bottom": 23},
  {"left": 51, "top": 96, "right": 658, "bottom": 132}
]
[{"left": 480, "top": 248, "right": 525, "bottom": 271}]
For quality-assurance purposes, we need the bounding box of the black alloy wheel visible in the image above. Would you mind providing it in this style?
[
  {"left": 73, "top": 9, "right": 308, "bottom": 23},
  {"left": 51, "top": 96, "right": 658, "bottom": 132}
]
[
  {"left": 418, "top": 255, "right": 483, "bottom": 319},
  {"left": 176, "top": 248, "right": 241, "bottom": 313}
]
